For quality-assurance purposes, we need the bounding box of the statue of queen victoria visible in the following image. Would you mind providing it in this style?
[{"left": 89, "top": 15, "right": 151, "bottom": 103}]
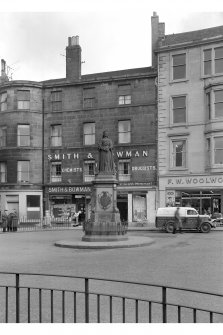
[{"left": 98, "top": 131, "right": 115, "bottom": 173}]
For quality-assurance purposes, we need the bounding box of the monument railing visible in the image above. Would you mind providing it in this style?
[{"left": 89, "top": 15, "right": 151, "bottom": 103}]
[
  {"left": 83, "top": 220, "right": 128, "bottom": 235},
  {"left": 0, "top": 271, "right": 222, "bottom": 323}
]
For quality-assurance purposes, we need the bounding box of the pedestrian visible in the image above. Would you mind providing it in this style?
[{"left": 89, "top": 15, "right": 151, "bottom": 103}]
[
  {"left": 173, "top": 207, "right": 183, "bottom": 234},
  {"left": 2, "top": 210, "right": 8, "bottom": 233}
]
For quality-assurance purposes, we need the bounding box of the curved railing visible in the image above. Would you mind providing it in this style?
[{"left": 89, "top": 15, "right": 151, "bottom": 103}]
[{"left": 0, "top": 271, "right": 222, "bottom": 323}]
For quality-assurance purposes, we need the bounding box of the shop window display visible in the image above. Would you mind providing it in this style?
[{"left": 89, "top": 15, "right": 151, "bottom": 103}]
[{"left": 133, "top": 194, "right": 147, "bottom": 223}]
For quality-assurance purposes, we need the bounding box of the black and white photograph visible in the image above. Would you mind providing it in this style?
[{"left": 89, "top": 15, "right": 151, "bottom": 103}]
[{"left": 0, "top": 0, "right": 223, "bottom": 331}]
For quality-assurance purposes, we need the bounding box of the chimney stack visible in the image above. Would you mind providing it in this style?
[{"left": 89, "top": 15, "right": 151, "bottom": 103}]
[
  {"left": 151, "top": 12, "right": 165, "bottom": 68},
  {"left": 0, "top": 59, "right": 9, "bottom": 83},
  {"left": 66, "top": 36, "right": 82, "bottom": 81}
]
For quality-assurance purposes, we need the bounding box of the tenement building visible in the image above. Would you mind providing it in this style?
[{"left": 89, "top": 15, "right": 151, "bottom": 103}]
[
  {"left": 154, "top": 13, "right": 223, "bottom": 215},
  {"left": 0, "top": 36, "right": 157, "bottom": 225}
]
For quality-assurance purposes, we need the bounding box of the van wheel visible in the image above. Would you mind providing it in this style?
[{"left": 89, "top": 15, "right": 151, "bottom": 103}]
[
  {"left": 200, "top": 222, "right": 211, "bottom": 233},
  {"left": 166, "top": 222, "right": 175, "bottom": 233}
]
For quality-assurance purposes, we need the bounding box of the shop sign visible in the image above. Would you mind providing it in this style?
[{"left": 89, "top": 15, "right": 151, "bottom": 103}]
[
  {"left": 132, "top": 166, "right": 156, "bottom": 171},
  {"left": 62, "top": 168, "right": 82, "bottom": 173},
  {"left": 119, "top": 182, "right": 155, "bottom": 186},
  {"left": 48, "top": 186, "right": 91, "bottom": 194},
  {"left": 166, "top": 175, "right": 223, "bottom": 187},
  {"left": 47, "top": 148, "right": 152, "bottom": 161}
]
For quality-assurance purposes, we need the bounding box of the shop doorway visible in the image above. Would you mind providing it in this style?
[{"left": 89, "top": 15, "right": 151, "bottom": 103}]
[
  {"left": 117, "top": 194, "right": 128, "bottom": 222},
  {"left": 75, "top": 196, "right": 86, "bottom": 223},
  {"left": 6, "top": 195, "right": 19, "bottom": 216}
]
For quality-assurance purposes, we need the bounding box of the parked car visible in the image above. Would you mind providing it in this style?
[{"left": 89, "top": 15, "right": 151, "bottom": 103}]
[
  {"left": 155, "top": 207, "right": 216, "bottom": 233},
  {"left": 211, "top": 213, "right": 223, "bottom": 227}
]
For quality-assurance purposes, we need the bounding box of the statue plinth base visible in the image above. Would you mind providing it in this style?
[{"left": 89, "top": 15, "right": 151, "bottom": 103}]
[{"left": 82, "top": 172, "right": 128, "bottom": 241}]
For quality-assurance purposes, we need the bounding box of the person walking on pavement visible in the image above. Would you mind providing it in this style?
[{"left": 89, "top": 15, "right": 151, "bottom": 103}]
[
  {"left": 173, "top": 207, "right": 183, "bottom": 234},
  {"left": 2, "top": 210, "right": 8, "bottom": 232}
]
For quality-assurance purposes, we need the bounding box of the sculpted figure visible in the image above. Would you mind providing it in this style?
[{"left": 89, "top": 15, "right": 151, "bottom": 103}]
[{"left": 98, "top": 131, "right": 115, "bottom": 173}]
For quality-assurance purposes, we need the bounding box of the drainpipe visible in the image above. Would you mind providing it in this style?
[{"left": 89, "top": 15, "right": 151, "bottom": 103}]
[{"left": 42, "top": 95, "right": 45, "bottom": 217}]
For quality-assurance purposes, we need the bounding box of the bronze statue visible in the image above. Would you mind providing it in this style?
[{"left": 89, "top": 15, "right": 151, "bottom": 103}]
[{"left": 98, "top": 131, "right": 115, "bottom": 173}]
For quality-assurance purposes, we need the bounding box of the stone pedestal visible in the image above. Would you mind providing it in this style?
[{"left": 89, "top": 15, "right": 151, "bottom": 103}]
[{"left": 82, "top": 173, "right": 128, "bottom": 242}]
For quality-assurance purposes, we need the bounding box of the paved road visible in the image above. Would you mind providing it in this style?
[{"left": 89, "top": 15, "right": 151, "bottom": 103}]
[
  {"left": 0, "top": 229, "right": 222, "bottom": 323},
  {"left": 0, "top": 229, "right": 222, "bottom": 293}
]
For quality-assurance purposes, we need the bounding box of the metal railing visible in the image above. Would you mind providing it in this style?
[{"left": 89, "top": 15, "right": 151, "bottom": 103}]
[
  {"left": 0, "top": 217, "right": 81, "bottom": 233},
  {"left": 83, "top": 220, "right": 128, "bottom": 235},
  {"left": 0, "top": 272, "right": 222, "bottom": 323}
]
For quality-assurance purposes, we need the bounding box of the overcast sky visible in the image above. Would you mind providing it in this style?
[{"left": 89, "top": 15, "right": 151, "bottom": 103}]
[{"left": 1, "top": 0, "right": 223, "bottom": 81}]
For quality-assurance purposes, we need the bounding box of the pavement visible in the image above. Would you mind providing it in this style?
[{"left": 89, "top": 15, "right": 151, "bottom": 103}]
[{"left": 55, "top": 235, "right": 155, "bottom": 249}]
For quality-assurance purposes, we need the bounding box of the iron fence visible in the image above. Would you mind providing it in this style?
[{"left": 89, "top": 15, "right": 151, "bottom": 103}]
[
  {"left": 83, "top": 220, "right": 128, "bottom": 236},
  {"left": 0, "top": 217, "right": 80, "bottom": 233},
  {"left": 0, "top": 272, "right": 222, "bottom": 323}
]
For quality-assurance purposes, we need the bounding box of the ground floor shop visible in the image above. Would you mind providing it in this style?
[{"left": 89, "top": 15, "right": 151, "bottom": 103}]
[
  {"left": 46, "top": 185, "right": 157, "bottom": 226},
  {"left": 0, "top": 189, "right": 43, "bottom": 220},
  {"left": 117, "top": 185, "right": 157, "bottom": 226},
  {"left": 46, "top": 186, "right": 92, "bottom": 223},
  {"left": 159, "top": 174, "right": 223, "bottom": 216}
]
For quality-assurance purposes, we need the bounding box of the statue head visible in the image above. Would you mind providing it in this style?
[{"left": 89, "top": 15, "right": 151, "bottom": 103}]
[{"left": 102, "top": 130, "right": 108, "bottom": 138}]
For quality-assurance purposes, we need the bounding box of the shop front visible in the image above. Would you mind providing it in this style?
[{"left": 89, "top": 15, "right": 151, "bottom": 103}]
[
  {"left": 0, "top": 187, "right": 42, "bottom": 220},
  {"left": 46, "top": 186, "right": 92, "bottom": 223},
  {"left": 159, "top": 174, "right": 223, "bottom": 216},
  {"left": 117, "top": 183, "right": 157, "bottom": 226}
]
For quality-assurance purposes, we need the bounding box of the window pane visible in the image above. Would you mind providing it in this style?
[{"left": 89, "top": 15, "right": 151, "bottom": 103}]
[
  {"left": 173, "top": 96, "right": 185, "bottom": 108},
  {"left": 18, "top": 125, "right": 30, "bottom": 135},
  {"left": 51, "top": 137, "right": 62, "bottom": 146},
  {"left": 124, "top": 95, "right": 131, "bottom": 104},
  {"left": 119, "top": 132, "right": 130, "bottom": 143},
  {"left": 18, "top": 90, "right": 30, "bottom": 100},
  {"left": 51, "top": 91, "right": 62, "bottom": 101},
  {"left": 215, "top": 102, "right": 223, "bottom": 118},
  {"left": 27, "top": 195, "right": 40, "bottom": 207},
  {"left": 84, "top": 123, "right": 95, "bottom": 135},
  {"left": 18, "top": 125, "right": 30, "bottom": 146},
  {"left": 215, "top": 90, "right": 223, "bottom": 102},
  {"left": 51, "top": 162, "right": 62, "bottom": 182},
  {"left": 0, "top": 127, "right": 6, "bottom": 146},
  {"left": 215, "top": 59, "right": 223, "bottom": 73},
  {"left": 119, "top": 120, "right": 130, "bottom": 132},
  {"left": 206, "top": 138, "right": 211, "bottom": 166},
  {"left": 18, "top": 101, "right": 30, "bottom": 109},
  {"left": 0, "top": 163, "right": 6, "bottom": 182},
  {"left": 118, "top": 120, "right": 131, "bottom": 143},
  {"left": 204, "top": 49, "right": 212, "bottom": 61},
  {"left": 204, "top": 61, "right": 212, "bottom": 75},
  {"left": 173, "top": 108, "right": 186, "bottom": 123},
  {"left": 118, "top": 160, "right": 130, "bottom": 181},
  {"left": 52, "top": 101, "right": 62, "bottom": 111},
  {"left": 215, "top": 47, "right": 223, "bottom": 59},
  {"left": 51, "top": 125, "right": 62, "bottom": 146},
  {"left": 83, "top": 98, "right": 95, "bottom": 108},
  {"left": 206, "top": 92, "right": 211, "bottom": 119},
  {"left": 84, "top": 123, "right": 95, "bottom": 145},
  {"left": 214, "top": 137, "right": 223, "bottom": 164},
  {"left": 18, "top": 161, "right": 30, "bottom": 182},
  {"left": 173, "top": 141, "right": 186, "bottom": 167},
  {"left": 85, "top": 134, "right": 95, "bottom": 145},
  {"left": 173, "top": 96, "right": 186, "bottom": 123},
  {"left": 0, "top": 93, "right": 7, "bottom": 103},
  {"left": 173, "top": 66, "right": 186, "bottom": 80},
  {"left": 173, "top": 54, "right": 186, "bottom": 66},
  {"left": 119, "top": 96, "right": 125, "bottom": 105}
]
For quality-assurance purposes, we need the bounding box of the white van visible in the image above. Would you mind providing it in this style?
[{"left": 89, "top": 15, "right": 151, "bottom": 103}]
[{"left": 155, "top": 207, "right": 216, "bottom": 233}]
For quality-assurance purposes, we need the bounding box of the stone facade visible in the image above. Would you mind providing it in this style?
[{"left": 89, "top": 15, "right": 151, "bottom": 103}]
[
  {"left": 0, "top": 37, "right": 158, "bottom": 226},
  {"left": 154, "top": 13, "right": 223, "bottom": 215}
]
